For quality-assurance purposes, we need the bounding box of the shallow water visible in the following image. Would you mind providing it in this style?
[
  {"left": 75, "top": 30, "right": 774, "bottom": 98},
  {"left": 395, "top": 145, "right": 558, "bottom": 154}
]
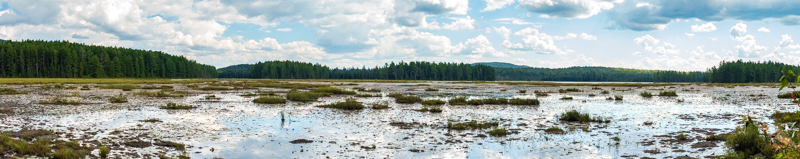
[{"left": 0, "top": 82, "right": 796, "bottom": 158}]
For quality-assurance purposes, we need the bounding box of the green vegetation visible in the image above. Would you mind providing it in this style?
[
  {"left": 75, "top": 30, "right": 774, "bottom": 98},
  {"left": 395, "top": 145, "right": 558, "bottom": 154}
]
[
  {"left": 0, "top": 88, "right": 27, "bottom": 94},
  {"left": 253, "top": 96, "right": 287, "bottom": 104},
  {"left": 417, "top": 106, "right": 442, "bottom": 113},
  {"left": 559, "top": 110, "right": 609, "bottom": 123},
  {"left": 160, "top": 102, "right": 194, "bottom": 109},
  {"left": 467, "top": 98, "right": 509, "bottom": 105},
  {"left": 448, "top": 97, "right": 468, "bottom": 105},
  {"left": 640, "top": 92, "right": 653, "bottom": 97},
  {"left": 518, "top": 90, "right": 527, "bottom": 93},
  {"left": 446, "top": 121, "right": 499, "bottom": 130},
  {"left": 601, "top": 90, "right": 610, "bottom": 94},
  {"left": 614, "top": 95, "right": 623, "bottom": 100},
  {"left": 658, "top": 90, "right": 678, "bottom": 96},
  {"left": 560, "top": 96, "right": 573, "bottom": 100},
  {"left": 318, "top": 99, "right": 365, "bottom": 110},
  {"left": 424, "top": 88, "right": 439, "bottom": 91},
  {"left": 355, "top": 93, "right": 380, "bottom": 97},
  {"left": 545, "top": 126, "right": 565, "bottom": 134},
  {"left": 233, "top": 60, "right": 496, "bottom": 81},
  {"left": 154, "top": 140, "right": 186, "bottom": 151},
  {"left": 0, "top": 130, "right": 91, "bottom": 158},
  {"left": 286, "top": 91, "right": 321, "bottom": 102},
  {"left": 99, "top": 144, "right": 109, "bottom": 158},
  {"left": 371, "top": 101, "right": 390, "bottom": 109},
  {"left": 109, "top": 94, "right": 128, "bottom": 103},
  {"left": 0, "top": 108, "right": 11, "bottom": 114},
  {"left": 777, "top": 92, "right": 793, "bottom": 98},
  {"left": 134, "top": 90, "right": 183, "bottom": 97},
  {"left": 197, "top": 86, "right": 234, "bottom": 90},
  {"left": 311, "top": 87, "right": 356, "bottom": 95},
  {"left": 0, "top": 40, "right": 217, "bottom": 78},
  {"left": 39, "top": 98, "right": 82, "bottom": 105},
  {"left": 99, "top": 84, "right": 172, "bottom": 90},
  {"left": 508, "top": 98, "right": 540, "bottom": 105},
  {"left": 388, "top": 94, "right": 422, "bottom": 103},
  {"left": 677, "top": 133, "right": 688, "bottom": 140},
  {"left": 495, "top": 66, "right": 703, "bottom": 82},
  {"left": 487, "top": 128, "right": 509, "bottom": 136},
  {"left": 80, "top": 85, "right": 90, "bottom": 90},
  {"left": 421, "top": 99, "right": 445, "bottom": 105},
  {"left": 722, "top": 117, "right": 775, "bottom": 158}
]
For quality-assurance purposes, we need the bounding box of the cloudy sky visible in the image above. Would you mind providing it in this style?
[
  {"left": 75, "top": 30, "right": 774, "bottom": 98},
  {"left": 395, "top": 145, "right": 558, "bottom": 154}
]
[{"left": 2, "top": 0, "right": 800, "bottom": 71}]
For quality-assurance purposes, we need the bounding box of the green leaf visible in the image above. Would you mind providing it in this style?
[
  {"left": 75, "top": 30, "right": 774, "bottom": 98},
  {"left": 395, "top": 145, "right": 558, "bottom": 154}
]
[{"left": 781, "top": 79, "right": 789, "bottom": 91}]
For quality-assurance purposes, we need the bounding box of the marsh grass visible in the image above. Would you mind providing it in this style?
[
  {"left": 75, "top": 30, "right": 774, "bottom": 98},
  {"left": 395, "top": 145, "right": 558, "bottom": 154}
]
[
  {"left": 0, "top": 88, "right": 28, "bottom": 95},
  {"left": 39, "top": 98, "right": 82, "bottom": 105},
  {"left": 518, "top": 90, "right": 527, "bottom": 93},
  {"left": 560, "top": 96, "right": 573, "bottom": 100},
  {"left": 0, "top": 108, "right": 11, "bottom": 114},
  {"left": 601, "top": 90, "right": 610, "bottom": 94},
  {"left": 425, "top": 88, "right": 439, "bottom": 91},
  {"left": 355, "top": 93, "right": 380, "bottom": 97},
  {"left": 318, "top": 98, "right": 364, "bottom": 110},
  {"left": 559, "top": 110, "right": 610, "bottom": 123},
  {"left": 139, "top": 118, "right": 162, "bottom": 122},
  {"left": 371, "top": 101, "right": 390, "bottom": 109},
  {"left": 109, "top": 94, "right": 128, "bottom": 103},
  {"left": 388, "top": 94, "right": 422, "bottom": 103},
  {"left": 677, "top": 133, "right": 688, "bottom": 140},
  {"left": 80, "top": 85, "right": 90, "bottom": 90},
  {"left": 640, "top": 92, "right": 653, "bottom": 97},
  {"left": 448, "top": 97, "right": 468, "bottom": 105},
  {"left": 777, "top": 92, "right": 793, "bottom": 98},
  {"left": 487, "top": 128, "right": 509, "bottom": 136},
  {"left": 160, "top": 102, "right": 194, "bottom": 109},
  {"left": 545, "top": 126, "right": 565, "bottom": 134},
  {"left": 247, "top": 82, "right": 328, "bottom": 89},
  {"left": 467, "top": 98, "right": 509, "bottom": 105},
  {"left": 508, "top": 98, "right": 540, "bottom": 105},
  {"left": 197, "top": 86, "right": 234, "bottom": 90},
  {"left": 614, "top": 95, "right": 623, "bottom": 100},
  {"left": 446, "top": 121, "right": 499, "bottom": 130},
  {"left": 658, "top": 90, "right": 678, "bottom": 96},
  {"left": 253, "top": 96, "right": 287, "bottom": 104},
  {"left": 134, "top": 90, "right": 183, "bottom": 97},
  {"left": 154, "top": 140, "right": 186, "bottom": 150},
  {"left": 417, "top": 106, "right": 442, "bottom": 113},
  {"left": 0, "top": 131, "right": 90, "bottom": 158},
  {"left": 311, "top": 87, "right": 357, "bottom": 95},
  {"left": 286, "top": 91, "right": 321, "bottom": 102},
  {"left": 421, "top": 99, "right": 445, "bottom": 105}
]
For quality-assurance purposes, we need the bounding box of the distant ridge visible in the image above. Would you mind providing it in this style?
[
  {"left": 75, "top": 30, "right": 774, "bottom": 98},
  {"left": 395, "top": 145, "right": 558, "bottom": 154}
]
[{"left": 472, "top": 62, "right": 531, "bottom": 68}]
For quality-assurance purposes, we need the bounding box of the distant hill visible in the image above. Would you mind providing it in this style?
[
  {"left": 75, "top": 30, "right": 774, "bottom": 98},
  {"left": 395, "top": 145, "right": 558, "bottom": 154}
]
[
  {"left": 217, "top": 64, "right": 253, "bottom": 72},
  {"left": 471, "top": 62, "right": 531, "bottom": 68}
]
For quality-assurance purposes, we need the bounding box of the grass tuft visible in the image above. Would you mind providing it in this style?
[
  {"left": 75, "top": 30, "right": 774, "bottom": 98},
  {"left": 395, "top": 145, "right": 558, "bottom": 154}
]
[
  {"left": 508, "top": 98, "right": 540, "bottom": 105},
  {"left": 658, "top": 91, "right": 678, "bottom": 97},
  {"left": 487, "top": 128, "right": 509, "bottom": 136},
  {"left": 421, "top": 99, "right": 445, "bottom": 105},
  {"left": 253, "top": 96, "right": 287, "bottom": 104},
  {"left": 447, "top": 121, "right": 499, "bottom": 130},
  {"left": 319, "top": 98, "right": 365, "bottom": 110},
  {"left": 389, "top": 94, "right": 422, "bottom": 103},
  {"left": 448, "top": 97, "right": 468, "bottom": 105},
  {"left": 545, "top": 126, "right": 565, "bottom": 134},
  {"left": 559, "top": 110, "right": 609, "bottom": 123},
  {"left": 286, "top": 91, "right": 321, "bottom": 102},
  {"left": 160, "top": 102, "right": 194, "bottom": 110},
  {"left": 467, "top": 98, "right": 509, "bottom": 105},
  {"left": 425, "top": 88, "right": 439, "bottom": 91},
  {"left": 109, "top": 94, "right": 128, "bottom": 103},
  {"left": 640, "top": 92, "right": 653, "bottom": 97},
  {"left": 311, "top": 87, "right": 357, "bottom": 95},
  {"left": 371, "top": 101, "right": 390, "bottom": 109},
  {"left": 39, "top": 98, "right": 82, "bottom": 105},
  {"left": 0, "top": 88, "right": 28, "bottom": 95}
]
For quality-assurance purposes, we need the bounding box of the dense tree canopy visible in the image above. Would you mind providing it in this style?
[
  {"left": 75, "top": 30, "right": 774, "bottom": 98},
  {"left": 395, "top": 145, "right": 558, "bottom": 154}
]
[
  {"left": 706, "top": 60, "right": 796, "bottom": 83},
  {"left": 220, "top": 61, "right": 496, "bottom": 81},
  {"left": 0, "top": 40, "right": 217, "bottom": 78}
]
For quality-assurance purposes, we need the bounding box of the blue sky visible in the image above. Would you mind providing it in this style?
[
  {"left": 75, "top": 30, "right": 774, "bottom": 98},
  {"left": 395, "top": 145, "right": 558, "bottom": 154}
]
[{"left": 2, "top": 0, "right": 800, "bottom": 71}]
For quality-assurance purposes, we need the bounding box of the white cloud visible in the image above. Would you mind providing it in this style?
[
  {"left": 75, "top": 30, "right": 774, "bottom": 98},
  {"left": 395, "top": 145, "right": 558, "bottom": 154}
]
[
  {"left": 554, "top": 33, "right": 577, "bottom": 40},
  {"left": 691, "top": 22, "right": 716, "bottom": 32},
  {"left": 442, "top": 16, "right": 476, "bottom": 30},
  {"left": 633, "top": 35, "right": 659, "bottom": 48},
  {"left": 781, "top": 34, "right": 794, "bottom": 48},
  {"left": 493, "top": 18, "right": 536, "bottom": 25},
  {"left": 757, "top": 27, "right": 770, "bottom": 32},
  {"left": 455, "top": 35, "right": 507, "bottom": 58},
  {"left": 482, "top": 0, "right": 515, "bottom": 12},
  {"left": 608, "top": 1, "right": 800, "bottom": 31},
  {"left": 493, "top": 26, "right": 511, "bottom": 39},
  {"left": 277, "top": 28, "right": 292, "bottom": 32},
  {"left": 633, "top": 51, "right": 642, "bottom": 56},
  {"left": 730, "top": 22, "right": 747, "bottom": 40},
  {"left": 517, "top": 0, "right": 622, "bottom": 19},
  {"left": 580, "top": 33, "right": 597, "bottom": 40},
  {"left": 685, "top": 33, "right": 695, "bottom": 37},
  {"left": 502, "top": 27, "right": 569, "bottom": 55},
  {"left": 689, "top": 46, "right": 720, "bottom": 60}
]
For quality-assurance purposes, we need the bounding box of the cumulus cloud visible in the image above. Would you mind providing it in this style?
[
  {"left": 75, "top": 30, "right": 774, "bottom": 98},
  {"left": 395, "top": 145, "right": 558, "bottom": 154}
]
[
  {"left": 685, "top": 33, "right": 694, "bottom": 37},
  {"left": 554, "top": 33, "right": 577, "bottom": 40},
  {"left": 517, "top": 0, "right": 622, "bottom": 19},
  {"left": 71, "top": 34, "right": 89, "bottom": 39},
  {"left": 607, "top": 0, "right": 800, "bottom": 31},
  {"left": 689, "top": 46, "right": 720, "bottom": 60},
  {"left": 482, "top": 0, "right": 515, "bottom": 12},
  {"left": 493, "top": 18, "right": 536, "bottom": 25},
  {"left": 580, "top": 33, "right": 597, "bottom": 40},
  {"left": 502, "top": 27, "right": 569, "bottom": 55},
  {"left": 633, "top": 34, "right": 678, "bottom": 55},
  {"left": 729, "top": 22, "right": 747, "bottom": 40},
  {"left": 455, "top": 35, "right": 507, "bottom": 58},
  {"left": 633, "top": 34, "right": 659, "bottom": 48},
  {"left": 442, "top": 16, "right": 476, "bottom": 30},
  {"left": 633, "top": 51, "right": 642, "bottom": 56},
  {"left": 493, "top": 26, "right": 511, "bottom": 39},
  {"left": 781, "top": 34, "right": 794, "bottom": 48},
  {"left": 691, "top": 22, "right": 716, "bottom": 32},
  {"left": 757, "top": 27, "right": 770, "bottom": 33}
]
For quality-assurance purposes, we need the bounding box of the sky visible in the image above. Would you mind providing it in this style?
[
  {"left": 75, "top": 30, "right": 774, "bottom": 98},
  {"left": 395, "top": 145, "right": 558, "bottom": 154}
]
[{"left": 1, "top": 0, "right": 800, "bottom": 71}]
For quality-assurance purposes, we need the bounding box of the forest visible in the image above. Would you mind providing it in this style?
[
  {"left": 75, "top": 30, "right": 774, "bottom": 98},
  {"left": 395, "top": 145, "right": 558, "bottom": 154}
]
[
  {"left": 494, "top": 66, "right": 670, "bottom": 82},
  {"left": 705, "top": 60, "right": 798, "bottom": 83},
  {"left": 0, "top": 40, "right": 217, "bottom": 78},
  {"left": 220, "top": 61, "right": 496, "bottom": 81}
]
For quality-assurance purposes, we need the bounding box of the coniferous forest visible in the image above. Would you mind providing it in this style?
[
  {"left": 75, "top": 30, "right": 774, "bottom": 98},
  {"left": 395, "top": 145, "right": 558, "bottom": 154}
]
[
  {"left": 0, "top": 40, "right": 218, "bottom": 78},
  {"left": 705, "top": 60, "right": 799, "bottom": 83},
  {"left": 219, "top": 61, "right": 497, "bottom": 81}
]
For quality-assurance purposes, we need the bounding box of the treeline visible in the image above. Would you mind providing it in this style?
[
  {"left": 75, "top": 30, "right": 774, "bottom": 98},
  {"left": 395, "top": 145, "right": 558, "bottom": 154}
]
[
  {"left": 220, "top": 61, "right": 496, "bottom": 81},
  {"left": 495, "top": 67, "right": 657, "bottom": 82},
  {"left": 653, "top": 71, "right": 707, "bottom": 82},
  {"left": 707, "top": 60, "right": 796, "bottom": 83},
  {"left": 0, "top": 40, "right": 217, "bottom": 78}
]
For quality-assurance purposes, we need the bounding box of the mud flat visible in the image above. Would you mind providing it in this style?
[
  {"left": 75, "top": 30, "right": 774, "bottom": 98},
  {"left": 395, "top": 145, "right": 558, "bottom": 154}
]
[{"left": 0, "top": 80, "right": 792, "bottom": 158}]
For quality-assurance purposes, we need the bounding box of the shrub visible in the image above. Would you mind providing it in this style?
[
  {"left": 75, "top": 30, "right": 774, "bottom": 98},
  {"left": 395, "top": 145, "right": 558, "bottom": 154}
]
[
  {"left": 658, "top": 91, "right": 678, "bottom": 96},
  {"left": 99, "top": 145, "right": 109, "bottom": 158},
  {"left": 311, "top": 87, "right": 356, "bottom": 95},
  {"left": 448, "top": 97, "right": 468, "bottom": 105},
  {"left": 640, "top": 92, "right": 653, "bottom": 97},
  {"left": 319, "top": 99, "right": 364, "bottom": 110},
  {"left": 286, "top": 91, "right": 320, "bottom": 102},
  {"left": 160, "top": 102, "right": 194, "bottom": 109},
  {"left": 508, "top": 98, "right": 539, "bottom": 105},
  {"left": 614, "top": 95, "right": 623, "bottom": 100},
  {"left": 253, "top": 96, "right": 287, "bottom": 104},
  {"left": 421, "top": 99, "right": 445, "bottom": 105},
  {"left": 601, "top": 90, "right": 610, "bottom": 94},
  {"left": 724, "top": 122, "right": 773, "bottom": 157}
]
